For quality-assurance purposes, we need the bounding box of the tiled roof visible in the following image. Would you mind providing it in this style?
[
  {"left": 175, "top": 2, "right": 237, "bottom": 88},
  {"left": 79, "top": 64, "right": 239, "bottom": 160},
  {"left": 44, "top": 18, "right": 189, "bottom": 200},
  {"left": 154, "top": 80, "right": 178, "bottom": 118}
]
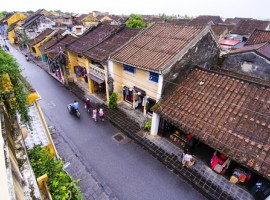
[
  {"left": 38, "top": 29, "right": 65, "bottom": 53},
  {"left": 188, "top": 15, "right": 223, "bottom": 25},
  {"left": 246, "top": 30, "right": 270, "bottom": 45},
  {"left": 144, "top": 17, "right": 164, "bottom": 24},
  {"left": 67, "top": 23, "right": 121, "bottom": 54},
  {"left": 28, "top": 28, "right": 54, "bottom": 46},
  {"left": 0, "top": 12, "right": 13, "bottom": 23},
  {"left": 45, "top": 35, "right": 77, "bottom": 58},
  {"left": 77, "top": 14, "right": 88, "bottom": 21},
  {"left": 165, "top": 18, "right": 191, "bottom": 25},
  {"left": 84, "top": 26, "right": 141, "bottom": 62},
  {"left": 230, "top": 20, "right": 270, "bottom": 35},
  {"left": 111, "top": 23, "right": 207, "bottom": 72},
  {"left": 22, "top": 14, "right": 42, "bottom": 28},
  {"left": 227, "top": 42, "right": 270, "bottom": 60},
  {"left": 224, "top": 18, "right": 251, "bottom": 25},
  {"left": 109, "top": 15, "right": 128, "bottom": 23},
  {"left": 153, "top": 67, "right": 270, "bottom": 178},
  {"left": 211, "top": 25, "right": 228, "bottom": 37}
]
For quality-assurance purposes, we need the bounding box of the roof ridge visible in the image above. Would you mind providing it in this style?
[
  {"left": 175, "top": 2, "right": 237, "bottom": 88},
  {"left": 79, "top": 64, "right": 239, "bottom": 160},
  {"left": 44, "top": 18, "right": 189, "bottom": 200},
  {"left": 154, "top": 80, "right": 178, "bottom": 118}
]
[
  {"left": 205, "top": 66, "right": 270, "bottom": 88},
  {"left": 82, "top": 24, "right": 124, "bottom": 55}
]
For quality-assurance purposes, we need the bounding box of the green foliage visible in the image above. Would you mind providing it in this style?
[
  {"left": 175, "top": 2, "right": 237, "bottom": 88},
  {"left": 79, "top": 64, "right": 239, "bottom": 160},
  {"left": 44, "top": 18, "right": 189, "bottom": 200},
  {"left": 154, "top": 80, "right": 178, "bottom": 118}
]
[
  {"left": 125, "top": 14, "right": 145, "bottom": 29},
  {"left": 0, "top": 11, "right": 8, "bottom": 20},
  {"left": 108, "top": 92, "right": 117, "bottom": 109},
  {"left": 0, "top": 49, "right": 31, "bottom": 125},
  {"left": 144, "top": 119, "right": 152, "bottom": 131},
  {"left": 6, "top": 25, "right": 11, "bottom": 32},
  {"left": 26, "top": 10, "right": 34, "bottom": 13},
  {"left": 28, "top": 145, "right": 84, "bottom": 200},
  {"left": 21, "top": 32, "right": 29, "bottom": 48}
]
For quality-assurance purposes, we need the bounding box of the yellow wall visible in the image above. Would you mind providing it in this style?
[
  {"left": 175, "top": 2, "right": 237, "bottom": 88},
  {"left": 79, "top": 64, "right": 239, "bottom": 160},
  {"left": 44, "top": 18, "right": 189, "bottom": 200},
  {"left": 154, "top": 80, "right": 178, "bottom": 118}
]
[
  {"left": 7, "top": 12, "right": 26, "bottom": 26},
  {"left": 8, "top": 29, "right": 15, "bottom": 44},
  {"left": 67, "top": 51, "right": 93, "bottom": 91},
  {"left": 112, "top": 61, "right": 158, "bottom": 102},
  {"left": 83, "top": 21, "right": 98, "bottom": 26},
  {"left": 100, "top": 16, "right": 112, "bottom": 22},
  {"left": 33, "top": 43, "right": 42, "bottom": 57}
]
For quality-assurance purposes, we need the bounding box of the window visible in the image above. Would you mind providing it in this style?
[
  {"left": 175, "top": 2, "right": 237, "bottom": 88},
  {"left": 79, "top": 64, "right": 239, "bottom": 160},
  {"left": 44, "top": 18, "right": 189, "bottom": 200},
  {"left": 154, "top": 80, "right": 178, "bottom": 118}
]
[
  {"left": 149, "top": 72, "right": 159, "bottom": 83},
  {"left": 123, "top": 64, "right": 135, "bottom": 74}
]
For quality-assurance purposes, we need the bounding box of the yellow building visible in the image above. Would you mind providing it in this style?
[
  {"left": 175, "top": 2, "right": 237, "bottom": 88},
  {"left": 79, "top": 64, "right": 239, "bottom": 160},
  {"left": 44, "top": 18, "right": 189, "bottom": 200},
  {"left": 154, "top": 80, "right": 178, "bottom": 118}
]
[
  {"left": 6, "top": 13, "right": 26, "bottom": 44},
  {"left": 110, "top": 23, "right": 220, "bottom": 135},
  {"left": 109, "top": 61, "right": 160, "bottom": 116},
  {"left": 8, "top": 28, "right": 16, "bottom": 44},
  {"left": 66, "top": 25, "right": 141, "bottom": 102},
  {"left": 28, "top": 29, "right": 54, "bottom": 57},
  {"left": 6, "top": 12, "right": 26, "bottom": 26}
]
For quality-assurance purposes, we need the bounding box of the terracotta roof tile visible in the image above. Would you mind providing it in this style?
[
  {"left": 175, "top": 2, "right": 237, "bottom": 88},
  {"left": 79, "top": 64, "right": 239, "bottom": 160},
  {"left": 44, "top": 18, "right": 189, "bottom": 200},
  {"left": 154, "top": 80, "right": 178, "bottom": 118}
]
[
  {"left": 67, "top": 24, "right": 121, "bottom": 54},
  {"left": 230, "top": 19, "right": 270, "bottom": 35},
  {"left": 227, "top": 42, "right": 270, "bottom": 60},
  {"left": 111, "top": 23, "right": 206, "bottom": 72},
  {"left": 28, "top": 28, "right": 54, "bottom": 46},
  {"left": 211, "top": 25, "right": 229, "bottom": 38},
  {"left": 38, "top": 30, "right": 65, "bottom": 53},
  {"left": 165, "top": 18, "right": 191, "bottom": 25},
  {"left": 154, "top": 67, "right": 270, "bottom": 178},
  {"left": 246, "top": 30, "right": 270, "bottom": 45},
  {"left": 188, "top": 15, "right": 223, "bottom": 25},
  {"left": 45, "top": 35, "right": 77, "bottom": 58},
  {"left": 83, "top": 26, "right": 141, "bottom": 62}
]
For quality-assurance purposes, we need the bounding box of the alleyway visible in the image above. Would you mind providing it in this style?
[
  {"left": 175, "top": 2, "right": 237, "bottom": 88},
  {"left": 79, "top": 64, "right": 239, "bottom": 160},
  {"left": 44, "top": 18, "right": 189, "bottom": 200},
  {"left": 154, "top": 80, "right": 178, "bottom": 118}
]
[{"left": 6, "top": 42, "right": 205, "bottom": 199}]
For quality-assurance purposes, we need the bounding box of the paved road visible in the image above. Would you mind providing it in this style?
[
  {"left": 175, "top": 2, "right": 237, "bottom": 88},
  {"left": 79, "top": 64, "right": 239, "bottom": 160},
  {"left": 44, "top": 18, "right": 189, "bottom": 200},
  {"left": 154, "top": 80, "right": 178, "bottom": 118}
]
[{"left": 8, "top": 44, "right": 205, "bottom": 200}]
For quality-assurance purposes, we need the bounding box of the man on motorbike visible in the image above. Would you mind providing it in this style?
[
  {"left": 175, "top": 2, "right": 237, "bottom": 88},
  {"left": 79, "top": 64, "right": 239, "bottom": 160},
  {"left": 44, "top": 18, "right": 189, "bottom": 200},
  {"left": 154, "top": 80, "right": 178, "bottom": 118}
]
[{"left": 73, "top": 100, "right": 79, "bottom": 110}]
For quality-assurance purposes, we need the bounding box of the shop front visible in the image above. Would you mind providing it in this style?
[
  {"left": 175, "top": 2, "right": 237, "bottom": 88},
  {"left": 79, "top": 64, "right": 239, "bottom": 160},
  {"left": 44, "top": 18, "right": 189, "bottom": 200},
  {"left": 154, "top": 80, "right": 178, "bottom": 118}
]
[
  {"left": 157, "top": 118, "right": 270, "bottom": 199},
  {"left": 73, "top": 65, "right": 88, "bottom": 90},
  {"left": 122, "top": 85, "right": 156, "bottom": 115},
  {"left": 88, "top": 64, "right": 106, "bottom": 100},
  {"left": 47, "top": 59, "right": 64, "bottom": 83}
]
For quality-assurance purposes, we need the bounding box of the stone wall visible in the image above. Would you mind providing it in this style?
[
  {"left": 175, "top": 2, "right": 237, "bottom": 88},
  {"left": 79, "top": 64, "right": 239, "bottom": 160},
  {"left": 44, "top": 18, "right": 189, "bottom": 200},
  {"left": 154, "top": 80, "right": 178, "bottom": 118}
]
[
  {"left": 162, "top": 32, "right": 220, "bottom": 95},
  {"left": 222, "top": 52, "right": 270, "bottom": 81}
]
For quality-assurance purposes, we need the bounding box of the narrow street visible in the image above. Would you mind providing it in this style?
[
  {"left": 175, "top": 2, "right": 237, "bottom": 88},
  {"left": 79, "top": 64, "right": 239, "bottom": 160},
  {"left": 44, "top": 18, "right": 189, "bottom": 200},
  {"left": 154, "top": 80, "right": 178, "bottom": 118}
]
[{"left": 8, "top": 43, "right": 205, "bottom": 200}]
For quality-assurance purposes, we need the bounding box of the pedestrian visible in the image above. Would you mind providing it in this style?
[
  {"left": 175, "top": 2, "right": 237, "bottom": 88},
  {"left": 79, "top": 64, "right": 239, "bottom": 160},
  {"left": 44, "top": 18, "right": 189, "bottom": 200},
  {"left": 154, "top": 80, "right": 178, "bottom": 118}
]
[
  {"left": 85, "top": 98, "right": 91, "bottom": 113},
  {"left": 92, "top": 108, "right": 97, "bottom": 122},
  {"left": 99, "top": 108, "right": 104, "bottom": 121},
  {"left": 5, "top": 45, "right": 9, "bottom": 51},
  {"left": 182, "top": 150, "right": 195, "bottom": 168}
]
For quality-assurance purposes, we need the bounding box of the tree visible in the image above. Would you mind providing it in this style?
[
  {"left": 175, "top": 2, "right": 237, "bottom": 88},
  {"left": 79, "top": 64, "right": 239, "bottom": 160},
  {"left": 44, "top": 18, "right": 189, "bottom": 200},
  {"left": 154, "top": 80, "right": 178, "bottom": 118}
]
[
  {"left": 21, "top": 32, "right": 29, "bottom": 48},
  {"left": 125, "top": 14, "right": 145, "bottom": 29},
  {"left": 0, "top": 11, "right": 8, "bottom": 19},
  {"left": 0, "top": 49, "right": 31, "bottom": 125}
]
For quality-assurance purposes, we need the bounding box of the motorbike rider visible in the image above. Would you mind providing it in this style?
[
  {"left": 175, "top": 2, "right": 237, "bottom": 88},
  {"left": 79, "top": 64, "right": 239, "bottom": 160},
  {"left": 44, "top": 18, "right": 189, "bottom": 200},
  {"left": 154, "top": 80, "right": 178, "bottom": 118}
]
[{"left": 72, "top": 100, "right": 79, "bottom": 112}]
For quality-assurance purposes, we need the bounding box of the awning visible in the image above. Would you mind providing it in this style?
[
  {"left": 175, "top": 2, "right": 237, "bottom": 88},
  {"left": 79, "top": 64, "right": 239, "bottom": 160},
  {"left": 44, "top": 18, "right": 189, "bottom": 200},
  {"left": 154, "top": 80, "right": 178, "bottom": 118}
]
[
  {"left": 88, "top": 73, "right": 104, "bottom": 84},
  {"left": 134, "top": 86, "right": 146, "bottom": 96}
]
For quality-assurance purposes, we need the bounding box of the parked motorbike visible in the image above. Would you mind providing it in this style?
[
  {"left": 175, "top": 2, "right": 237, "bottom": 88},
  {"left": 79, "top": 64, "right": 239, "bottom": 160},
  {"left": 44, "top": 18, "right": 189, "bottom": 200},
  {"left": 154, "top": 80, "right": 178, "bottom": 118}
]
[{"left": 67, "top": 104, "right": 80, "bottom": 118}]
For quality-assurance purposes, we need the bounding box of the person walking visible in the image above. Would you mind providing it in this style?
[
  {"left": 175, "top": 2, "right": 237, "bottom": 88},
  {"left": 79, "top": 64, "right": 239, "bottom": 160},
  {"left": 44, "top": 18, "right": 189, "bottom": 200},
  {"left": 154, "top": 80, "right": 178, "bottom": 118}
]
[
  {"left": 85, "top": 98, "right": 91, "bottom": 113},
  {"left": 92, "top": 108, "right": 97, "bottom": 122},
  {"left": 181, "top": 150, "right": 195, "bottom": 168},
  {"left": 99, "top": 108, "right": 104, "bottom": 121}
]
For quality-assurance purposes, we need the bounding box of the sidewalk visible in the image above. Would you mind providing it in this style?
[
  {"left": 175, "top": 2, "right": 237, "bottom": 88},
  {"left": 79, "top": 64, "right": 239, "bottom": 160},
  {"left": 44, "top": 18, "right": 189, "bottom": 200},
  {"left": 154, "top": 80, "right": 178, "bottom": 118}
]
[{"left": 24, "top": 48, "right": 253, "bottom": 200}]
